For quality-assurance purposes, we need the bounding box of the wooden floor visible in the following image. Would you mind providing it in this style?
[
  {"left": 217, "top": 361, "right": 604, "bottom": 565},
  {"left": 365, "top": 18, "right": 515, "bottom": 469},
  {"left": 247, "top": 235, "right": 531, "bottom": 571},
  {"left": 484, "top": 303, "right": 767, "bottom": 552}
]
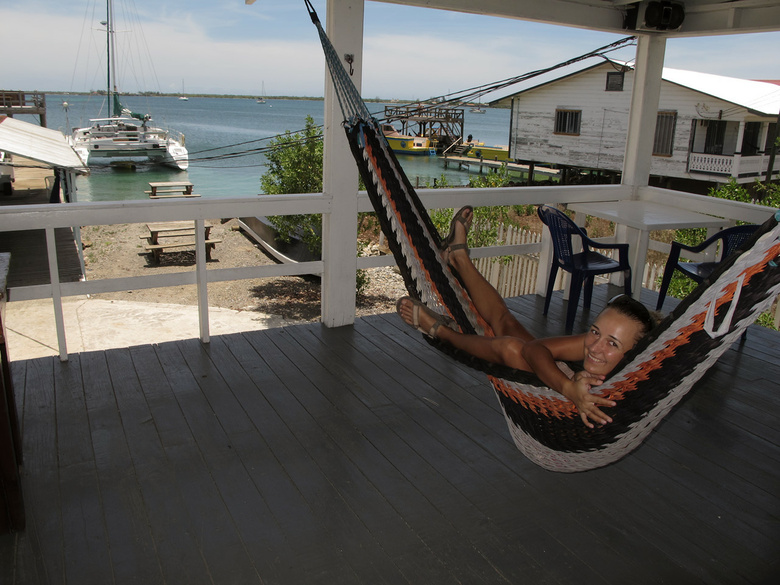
[{"left": 1, "top": 287, "right": 778, "bottom": 584}]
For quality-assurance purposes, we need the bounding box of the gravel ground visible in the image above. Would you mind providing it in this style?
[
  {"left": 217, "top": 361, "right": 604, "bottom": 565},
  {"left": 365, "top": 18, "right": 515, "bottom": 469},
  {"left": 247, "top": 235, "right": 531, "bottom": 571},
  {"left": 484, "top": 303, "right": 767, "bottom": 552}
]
[{"left": 81, "top": 219, "right": 408, "bottom": 323}]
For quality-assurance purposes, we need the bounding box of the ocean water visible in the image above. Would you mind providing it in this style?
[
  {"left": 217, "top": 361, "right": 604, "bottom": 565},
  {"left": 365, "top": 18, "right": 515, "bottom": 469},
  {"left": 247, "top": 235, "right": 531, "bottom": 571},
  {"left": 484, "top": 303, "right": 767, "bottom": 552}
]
[{"left": 42, "top": 94, "right": 511, "bottom": 202}]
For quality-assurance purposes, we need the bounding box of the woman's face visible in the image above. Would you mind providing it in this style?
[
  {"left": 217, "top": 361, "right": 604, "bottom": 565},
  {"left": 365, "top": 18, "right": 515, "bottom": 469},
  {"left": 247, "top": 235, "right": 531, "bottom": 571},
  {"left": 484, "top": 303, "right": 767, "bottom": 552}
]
[{"left": 582, "top": 308, "right": 643, "bottom": 376}]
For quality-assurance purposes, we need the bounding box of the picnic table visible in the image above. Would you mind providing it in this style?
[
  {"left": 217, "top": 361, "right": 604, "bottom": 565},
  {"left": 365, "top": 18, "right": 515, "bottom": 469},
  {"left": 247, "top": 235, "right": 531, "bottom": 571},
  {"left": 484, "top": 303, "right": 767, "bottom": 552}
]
[
  {"left": 143, "top": 221, "right": 222, "bottom": 262},
  {"left": 145, "top": 181, "right": 199, "bottom": 199}
]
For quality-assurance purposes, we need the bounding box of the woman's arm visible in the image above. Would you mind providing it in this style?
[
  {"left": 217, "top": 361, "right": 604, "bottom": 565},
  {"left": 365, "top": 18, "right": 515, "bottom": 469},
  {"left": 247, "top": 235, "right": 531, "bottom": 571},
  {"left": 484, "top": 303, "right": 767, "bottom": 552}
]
[{"left": 521, "top": 336, "right": 616, "bottom": 428}]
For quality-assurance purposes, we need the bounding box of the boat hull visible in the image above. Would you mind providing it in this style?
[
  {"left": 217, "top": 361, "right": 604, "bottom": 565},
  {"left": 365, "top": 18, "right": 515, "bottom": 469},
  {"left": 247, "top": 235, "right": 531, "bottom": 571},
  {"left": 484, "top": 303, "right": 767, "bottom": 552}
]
[
  {"left": 466, "top": 145, "right": 510, "bottom": 162},
  {"left": 72, "top": 117, "right": 189, "bottom": 170},
  {"left": 384, "top": 135, "right": 436, "bottom": 156}
]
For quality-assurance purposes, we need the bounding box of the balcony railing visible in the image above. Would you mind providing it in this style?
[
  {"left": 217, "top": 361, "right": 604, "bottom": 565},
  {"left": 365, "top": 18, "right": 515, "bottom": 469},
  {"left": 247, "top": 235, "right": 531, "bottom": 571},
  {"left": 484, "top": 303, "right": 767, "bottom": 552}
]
[
  {"left": 688, "top": 152, "right": 777, "bottom": 178},
  {"left": 0, "top": 183, "right": 775, "bottom": 360}
]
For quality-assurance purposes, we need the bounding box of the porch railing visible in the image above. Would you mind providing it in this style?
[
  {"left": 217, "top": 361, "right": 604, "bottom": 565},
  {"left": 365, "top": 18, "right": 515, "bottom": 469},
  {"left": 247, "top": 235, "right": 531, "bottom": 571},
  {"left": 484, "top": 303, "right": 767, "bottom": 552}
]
[
  {"left": 688, "top": 152, "right": 776, "bottom": 178},
  {"left": 1, "top": 183, "right": 776, "bottom": 360}
]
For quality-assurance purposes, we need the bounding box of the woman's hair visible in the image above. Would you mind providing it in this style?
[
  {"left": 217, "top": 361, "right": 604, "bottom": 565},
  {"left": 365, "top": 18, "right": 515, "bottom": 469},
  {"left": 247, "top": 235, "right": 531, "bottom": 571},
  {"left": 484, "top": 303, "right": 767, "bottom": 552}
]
[{"left": 606, "top": 294, "right": 656, "bottom": 339}]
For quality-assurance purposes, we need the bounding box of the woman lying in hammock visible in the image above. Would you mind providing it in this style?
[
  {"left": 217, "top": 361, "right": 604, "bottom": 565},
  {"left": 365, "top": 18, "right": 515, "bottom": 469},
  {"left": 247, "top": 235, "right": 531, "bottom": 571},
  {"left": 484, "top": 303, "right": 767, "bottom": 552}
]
[{"left": 397, "top": 206, "right": 656, "bottom": 429}]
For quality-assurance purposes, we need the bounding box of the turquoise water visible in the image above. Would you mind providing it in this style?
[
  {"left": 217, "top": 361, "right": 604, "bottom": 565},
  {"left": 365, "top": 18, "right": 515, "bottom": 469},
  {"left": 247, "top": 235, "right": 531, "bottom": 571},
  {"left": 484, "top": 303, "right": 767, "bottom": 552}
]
[{"left": 43, "top": 94, "right": 511, "bottom": 202}]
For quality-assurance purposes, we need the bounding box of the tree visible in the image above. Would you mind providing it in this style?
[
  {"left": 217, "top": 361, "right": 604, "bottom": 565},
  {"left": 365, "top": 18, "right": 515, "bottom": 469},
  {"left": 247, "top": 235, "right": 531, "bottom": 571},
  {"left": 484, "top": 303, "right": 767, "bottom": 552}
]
[
  {"left": 260, "top": 115, "right": 324, "bottom": 254},
  {"left": 259, "top": 115, "right": 370, "bottom": 294}
]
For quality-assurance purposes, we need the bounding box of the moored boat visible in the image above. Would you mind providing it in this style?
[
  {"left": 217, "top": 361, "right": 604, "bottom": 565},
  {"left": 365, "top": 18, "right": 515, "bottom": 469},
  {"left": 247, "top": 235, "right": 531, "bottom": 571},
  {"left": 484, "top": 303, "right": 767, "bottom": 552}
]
[
  {"left": 381, "top": 124, "right": 436, "bottom": 156},
  {"left": 70, "top": 0, "right": 189, "bottom": 171},
  {"left": 465, "top": 143, "right": 510, "bottom": 161}
]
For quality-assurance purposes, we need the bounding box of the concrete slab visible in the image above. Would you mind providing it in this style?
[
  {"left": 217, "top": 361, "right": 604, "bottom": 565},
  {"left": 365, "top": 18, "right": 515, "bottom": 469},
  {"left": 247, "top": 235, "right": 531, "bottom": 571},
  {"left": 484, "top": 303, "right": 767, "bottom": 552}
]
[{"left": 5, "top": 297, "right": 294, "bottom": 360}]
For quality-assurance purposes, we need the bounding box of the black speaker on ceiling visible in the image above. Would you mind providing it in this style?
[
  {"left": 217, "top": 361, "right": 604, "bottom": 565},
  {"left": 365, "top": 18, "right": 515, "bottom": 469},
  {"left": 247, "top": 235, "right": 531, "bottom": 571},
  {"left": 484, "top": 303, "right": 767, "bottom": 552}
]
[
  {"left": 623, "top": 1, "right": 685, "bottom": 31},
  {"left": 645, "top": 1, "right": 685, "bottom": 30}
]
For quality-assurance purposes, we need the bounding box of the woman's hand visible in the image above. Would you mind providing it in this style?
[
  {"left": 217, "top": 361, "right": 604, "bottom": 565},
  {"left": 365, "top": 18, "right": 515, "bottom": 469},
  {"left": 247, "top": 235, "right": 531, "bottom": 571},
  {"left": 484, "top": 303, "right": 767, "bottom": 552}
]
[{"left": 562, "top": 373, "right": 616, "bottom": 428}]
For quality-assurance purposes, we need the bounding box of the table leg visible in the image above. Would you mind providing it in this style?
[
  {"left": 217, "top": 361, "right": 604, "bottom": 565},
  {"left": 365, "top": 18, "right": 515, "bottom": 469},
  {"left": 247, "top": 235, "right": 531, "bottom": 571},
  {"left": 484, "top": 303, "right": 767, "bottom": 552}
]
[{"left": 616, "top": 223, "right": 648, "bottom": 299}]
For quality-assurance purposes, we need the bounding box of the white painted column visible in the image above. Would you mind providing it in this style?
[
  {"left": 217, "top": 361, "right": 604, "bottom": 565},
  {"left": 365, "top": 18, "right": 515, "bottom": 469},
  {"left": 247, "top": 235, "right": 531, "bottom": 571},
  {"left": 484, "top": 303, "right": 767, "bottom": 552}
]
[
  {"left": 321, "top": 0, "right": 364, "bottom": 327},
  {"left": 622, "top": 34, "right": 666, "bottom": 192},
  {"left": 732, "top": 121, "right": 746, "bottom": 178}
]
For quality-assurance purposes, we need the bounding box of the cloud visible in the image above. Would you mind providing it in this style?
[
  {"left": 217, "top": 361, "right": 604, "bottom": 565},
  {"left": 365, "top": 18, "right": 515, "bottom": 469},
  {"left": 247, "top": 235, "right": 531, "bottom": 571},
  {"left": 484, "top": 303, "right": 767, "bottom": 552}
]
[{"left": 3, "top": 2, "right": 779, "bottom": 101}]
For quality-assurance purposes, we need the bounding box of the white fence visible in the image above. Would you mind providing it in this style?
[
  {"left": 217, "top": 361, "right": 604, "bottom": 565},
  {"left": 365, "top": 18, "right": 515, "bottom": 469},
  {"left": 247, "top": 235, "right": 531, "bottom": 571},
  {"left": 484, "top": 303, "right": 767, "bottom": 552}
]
[{"left": 473, "top": 223, "right": 665, "bottom": 300}]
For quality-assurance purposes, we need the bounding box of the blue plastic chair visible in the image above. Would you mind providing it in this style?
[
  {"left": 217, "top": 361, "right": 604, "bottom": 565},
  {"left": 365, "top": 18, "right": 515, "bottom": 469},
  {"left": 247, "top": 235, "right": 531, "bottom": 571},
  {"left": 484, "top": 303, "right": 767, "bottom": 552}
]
[
  {"left": 656, "top": 224, "right": 759, "bottom": 311},
  {"left": 537, "top": 205, "right": 632, "bottom": 333}
]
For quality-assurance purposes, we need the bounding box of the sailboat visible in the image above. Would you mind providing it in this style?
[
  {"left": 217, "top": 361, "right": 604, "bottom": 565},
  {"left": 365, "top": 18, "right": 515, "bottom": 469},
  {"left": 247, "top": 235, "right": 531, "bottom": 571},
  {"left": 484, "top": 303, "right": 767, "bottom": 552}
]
[
  {"left": 71, "top": 0, "right": 189, "bottom": 170},
  {"left": 256, "top": 81, "right": 267, "bottom": 104}
]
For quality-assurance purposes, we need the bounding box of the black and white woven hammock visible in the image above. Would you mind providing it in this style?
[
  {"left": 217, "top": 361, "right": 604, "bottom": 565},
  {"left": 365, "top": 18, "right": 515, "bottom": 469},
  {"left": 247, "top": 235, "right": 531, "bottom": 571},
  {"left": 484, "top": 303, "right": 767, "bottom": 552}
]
[{"left": 305, "top": 1, "right": 780, "bottom": 472}]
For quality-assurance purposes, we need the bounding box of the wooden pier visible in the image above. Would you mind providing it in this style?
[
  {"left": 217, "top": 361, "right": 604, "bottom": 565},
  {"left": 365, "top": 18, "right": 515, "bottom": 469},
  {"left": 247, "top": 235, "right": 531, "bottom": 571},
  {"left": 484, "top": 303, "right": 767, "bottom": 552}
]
[
  {"left": 0, "top": 92, "right": 47, "bottom": 127},
  {"left": 384, "top": 104, "right": 464, "bottom": 151},
  {"left": 443, "top": 155, "right": 560, "bottom": 180}
]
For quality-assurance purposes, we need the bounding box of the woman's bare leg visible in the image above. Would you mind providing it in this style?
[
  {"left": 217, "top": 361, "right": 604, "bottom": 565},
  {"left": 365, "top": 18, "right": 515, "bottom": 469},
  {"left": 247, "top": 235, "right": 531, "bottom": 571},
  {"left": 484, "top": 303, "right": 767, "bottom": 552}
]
[
  {"left": 446, "top": 209, "right": 533, "bottom": 342},
  {"left": 396, "top": 297, "right": 531, "bottom": 370}
]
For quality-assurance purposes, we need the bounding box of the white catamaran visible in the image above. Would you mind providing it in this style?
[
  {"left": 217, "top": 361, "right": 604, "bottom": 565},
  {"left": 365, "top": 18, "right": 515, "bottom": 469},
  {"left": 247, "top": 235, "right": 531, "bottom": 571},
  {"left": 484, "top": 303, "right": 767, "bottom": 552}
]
[{"left": 71, "top": 0, "right": 189, "bottom": 171}]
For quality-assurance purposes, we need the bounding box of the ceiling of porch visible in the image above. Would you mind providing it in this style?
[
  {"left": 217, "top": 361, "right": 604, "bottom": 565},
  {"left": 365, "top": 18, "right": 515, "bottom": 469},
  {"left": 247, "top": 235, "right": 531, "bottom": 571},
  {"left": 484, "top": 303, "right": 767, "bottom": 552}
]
[{"left": 374, "top": 0, "right": 780, "bottom": 37}]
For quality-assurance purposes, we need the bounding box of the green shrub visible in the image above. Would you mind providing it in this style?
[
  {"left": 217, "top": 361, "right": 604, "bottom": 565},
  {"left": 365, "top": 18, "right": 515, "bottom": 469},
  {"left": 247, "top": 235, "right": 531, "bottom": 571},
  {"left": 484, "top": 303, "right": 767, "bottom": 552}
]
[{"left": 259, "top": 115, "right": 369, "bottom": 291}]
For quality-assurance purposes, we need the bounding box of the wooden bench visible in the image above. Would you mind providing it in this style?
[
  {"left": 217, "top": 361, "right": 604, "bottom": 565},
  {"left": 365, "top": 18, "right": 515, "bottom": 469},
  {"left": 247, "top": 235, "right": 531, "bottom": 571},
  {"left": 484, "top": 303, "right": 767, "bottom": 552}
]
[
  {"left": 144, "top": 239, "right": 223, "bottom": 263},
  {"left": 143, "top": 221, "right": 221, "bottom": 262},
  {"left": 146, "top": 181, "right": 198, "bottom": 199}
]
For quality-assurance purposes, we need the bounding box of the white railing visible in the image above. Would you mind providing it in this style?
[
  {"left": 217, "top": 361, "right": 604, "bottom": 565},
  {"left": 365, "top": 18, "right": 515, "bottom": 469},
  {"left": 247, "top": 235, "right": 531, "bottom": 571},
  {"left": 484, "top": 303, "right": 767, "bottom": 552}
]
[
  {"left": 689, "top": 153, "right": 733, "bottom": 174},
  {"left": 2, "top": 182, "right": 777, "bottom": 360},
  {"left": 688, "top": 152, "right": 776, "bottom": 178}
]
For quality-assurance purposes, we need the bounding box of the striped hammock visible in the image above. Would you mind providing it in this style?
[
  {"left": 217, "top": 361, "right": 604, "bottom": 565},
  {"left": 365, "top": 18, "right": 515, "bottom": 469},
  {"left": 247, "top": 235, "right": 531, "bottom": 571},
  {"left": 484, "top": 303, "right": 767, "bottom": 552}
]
[{"left": 305, "top": 1, "right": 780, "bottom": 472}]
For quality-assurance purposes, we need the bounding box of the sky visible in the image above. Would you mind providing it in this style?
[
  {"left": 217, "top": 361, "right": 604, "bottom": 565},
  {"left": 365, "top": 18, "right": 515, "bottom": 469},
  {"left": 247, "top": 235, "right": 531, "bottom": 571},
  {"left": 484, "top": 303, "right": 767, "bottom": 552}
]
[{"left": 3, "top": 0, "right": 780, "bottom": 101}]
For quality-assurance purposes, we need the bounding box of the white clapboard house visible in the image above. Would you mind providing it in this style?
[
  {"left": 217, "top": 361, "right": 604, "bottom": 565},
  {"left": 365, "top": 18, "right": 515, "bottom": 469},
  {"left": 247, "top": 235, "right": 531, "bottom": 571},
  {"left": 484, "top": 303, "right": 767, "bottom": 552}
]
[{"left": 495, "top": 60, "right": 780, "bottom": 189}]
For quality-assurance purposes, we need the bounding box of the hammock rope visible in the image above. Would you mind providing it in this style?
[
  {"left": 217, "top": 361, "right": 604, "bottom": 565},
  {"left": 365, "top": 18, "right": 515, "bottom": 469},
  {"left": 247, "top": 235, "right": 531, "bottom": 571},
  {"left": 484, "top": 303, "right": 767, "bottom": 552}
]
[{"left": 304, "top": 1, "right": 780, "bottom": 472}]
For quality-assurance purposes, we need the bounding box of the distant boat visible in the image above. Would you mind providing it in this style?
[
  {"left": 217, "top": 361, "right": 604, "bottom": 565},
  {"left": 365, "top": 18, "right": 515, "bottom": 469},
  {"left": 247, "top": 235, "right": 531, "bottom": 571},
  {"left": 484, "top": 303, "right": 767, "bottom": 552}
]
[
  {"left": 70, "top": 0, "right": 188, "bottom": 171},
  {"left": 470, "top": 98, "right": 486, "bottom": 114},
  {"left": 256, "top": 81, "right": 267, "bottom": 104}
]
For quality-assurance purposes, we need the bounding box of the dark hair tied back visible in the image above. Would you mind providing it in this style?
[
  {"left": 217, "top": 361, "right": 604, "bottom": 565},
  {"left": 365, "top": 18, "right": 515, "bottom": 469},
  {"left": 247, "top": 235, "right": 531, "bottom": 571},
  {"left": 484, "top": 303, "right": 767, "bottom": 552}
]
[{"left": 607, "top": 294, "right": 656, "bottom": 335}]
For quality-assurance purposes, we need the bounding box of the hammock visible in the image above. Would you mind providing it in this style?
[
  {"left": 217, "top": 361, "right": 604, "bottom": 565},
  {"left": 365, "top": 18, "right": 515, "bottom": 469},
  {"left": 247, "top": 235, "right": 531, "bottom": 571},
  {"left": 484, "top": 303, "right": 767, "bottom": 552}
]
[{"left": 304, "top": 2, "right": 780, "bottom": 472}]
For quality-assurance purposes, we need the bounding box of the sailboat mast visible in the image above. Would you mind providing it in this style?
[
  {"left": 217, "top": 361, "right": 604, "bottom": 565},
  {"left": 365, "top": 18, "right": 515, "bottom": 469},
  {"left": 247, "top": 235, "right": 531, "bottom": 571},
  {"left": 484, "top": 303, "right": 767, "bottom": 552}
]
[
  {"left": 105, "top": 0, "right": 111, "bottom": 110},
  {"left": 106, "top": 0, "right": 120, "bottom": 117}
]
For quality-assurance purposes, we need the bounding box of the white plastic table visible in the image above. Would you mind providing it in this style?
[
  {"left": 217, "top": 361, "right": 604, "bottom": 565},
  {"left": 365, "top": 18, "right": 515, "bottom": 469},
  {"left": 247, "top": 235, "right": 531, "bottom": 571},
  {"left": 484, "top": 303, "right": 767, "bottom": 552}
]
[{"left": 568, "top": 200, "right": 729, "bottom": 298}]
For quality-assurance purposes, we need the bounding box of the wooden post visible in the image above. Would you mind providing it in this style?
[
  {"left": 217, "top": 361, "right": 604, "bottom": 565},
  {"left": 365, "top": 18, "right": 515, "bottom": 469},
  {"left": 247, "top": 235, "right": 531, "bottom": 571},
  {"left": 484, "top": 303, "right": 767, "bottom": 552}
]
[
  {"left": 764, "top": 109, "right": 779, "bottom": 185},
  {"left": 321, "top": 0, "right": 364, "bottom": 327}
]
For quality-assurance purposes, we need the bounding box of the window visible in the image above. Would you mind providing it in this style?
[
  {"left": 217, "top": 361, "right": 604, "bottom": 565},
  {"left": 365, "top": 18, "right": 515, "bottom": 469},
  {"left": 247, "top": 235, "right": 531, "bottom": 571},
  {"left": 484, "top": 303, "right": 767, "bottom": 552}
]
[
  {"left": 741, "top": 122, "right": 761, "bottom": 156},
  {"left": 605, "top": 71, "right": 624, "bottom": 91},
  {"left": 703, "top": 120, "right": 727, "bottom": 154},
  {"left": 653, "top": 111, "right": 677, "bottom": 156},
  {"left": 554, "top": 109, "right": 581, "bottom": 135}
]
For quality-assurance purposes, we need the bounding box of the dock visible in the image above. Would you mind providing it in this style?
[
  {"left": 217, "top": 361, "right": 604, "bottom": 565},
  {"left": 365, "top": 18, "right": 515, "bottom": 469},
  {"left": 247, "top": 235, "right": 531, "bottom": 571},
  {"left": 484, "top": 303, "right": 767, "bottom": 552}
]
[
  {"left": 443, "top": 155, "right": 560, "bottom": 180},
  {"left": 0, "top": 92, "right": 47, "bottom": 127},
  {"left": 384, "top": 104, "right": 465, "bottom": 152}
]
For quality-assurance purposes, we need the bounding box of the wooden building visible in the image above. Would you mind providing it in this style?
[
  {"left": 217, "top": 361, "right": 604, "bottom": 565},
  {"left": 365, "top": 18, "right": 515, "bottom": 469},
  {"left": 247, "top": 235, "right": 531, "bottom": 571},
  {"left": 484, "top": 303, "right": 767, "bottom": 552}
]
[{"left": 493, "top": 60, "right": 780, "bottom": 188}]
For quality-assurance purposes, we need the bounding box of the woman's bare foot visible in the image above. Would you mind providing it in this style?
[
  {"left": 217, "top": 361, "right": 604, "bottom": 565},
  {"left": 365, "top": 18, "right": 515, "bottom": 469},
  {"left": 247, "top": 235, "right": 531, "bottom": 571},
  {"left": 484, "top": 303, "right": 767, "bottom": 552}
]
[
  {"left": 444, "top": 206, "right": 472, "bottom": 269},
  {"left": 396, "top": 296, "right": 455, "bottom": 338}
]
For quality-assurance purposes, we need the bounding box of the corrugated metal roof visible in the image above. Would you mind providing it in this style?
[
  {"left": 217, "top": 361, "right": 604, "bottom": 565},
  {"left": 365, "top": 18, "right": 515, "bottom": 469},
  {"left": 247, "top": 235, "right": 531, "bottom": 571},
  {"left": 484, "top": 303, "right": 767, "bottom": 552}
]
[
  {"left": 662, "top": 68, "right": 780, "bottom": 115},
  {"left": 0, "top": 116, "right": 86, "bottom": 170}
]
